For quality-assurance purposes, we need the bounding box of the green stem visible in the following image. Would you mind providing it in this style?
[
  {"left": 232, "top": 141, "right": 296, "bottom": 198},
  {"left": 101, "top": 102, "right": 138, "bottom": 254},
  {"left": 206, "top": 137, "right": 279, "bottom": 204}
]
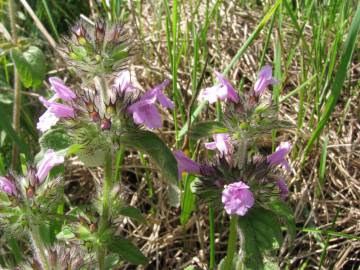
[
  {"left": 98, "top": 152, "right": 113, "bottom": 270},
  {"left": 209, "top": 207, "right": 215, "bottom": 270},
  {"left": 224, "top": 215, "right": 238, "bottom": 270}
]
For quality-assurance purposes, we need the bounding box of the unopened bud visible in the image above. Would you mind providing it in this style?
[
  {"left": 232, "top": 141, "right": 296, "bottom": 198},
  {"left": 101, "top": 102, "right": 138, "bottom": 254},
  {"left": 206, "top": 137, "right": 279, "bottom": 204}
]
[
  {"left": 106, "top": 104, "right": 116, "bottom": 115},
  {"left": 89, "top": 223, "right": 97, "bottom": 232},
  {"left": 85, "top": 101, "right": 95, "bottom": 112},
  {"left": 90, "top": 111, "right": 100, "bottom": 122},
  {"left": 95, "top": 20, "right": 106, "bottom": 47},
  {"left": 110, "top": 24, "right": 122, "bottom": 44},
  {"left": 101, "top": 118, "right": 111, "bottom": 130},
  {"left": 26, "top": 187, "right": 35, "bottom": 198},
  {"left": 73, "top": 24, "right": 88, "bottom": 46}
]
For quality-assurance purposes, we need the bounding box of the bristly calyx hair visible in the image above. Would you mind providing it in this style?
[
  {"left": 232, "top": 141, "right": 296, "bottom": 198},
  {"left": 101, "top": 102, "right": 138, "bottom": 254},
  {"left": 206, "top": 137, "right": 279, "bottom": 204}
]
[
  {"left": 194, "top": 155, "right": 285, "bottom": 207},
  {"left": 60, "top": 19, "right": 135, "bottom": 78}
]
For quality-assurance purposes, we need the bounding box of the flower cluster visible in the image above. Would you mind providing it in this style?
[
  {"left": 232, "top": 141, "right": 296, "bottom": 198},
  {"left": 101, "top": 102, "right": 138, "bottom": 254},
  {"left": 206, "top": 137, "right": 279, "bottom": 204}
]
[
  {"left": 37, "top": 72, "right": 173, "bottom": 134},
  {"left": 174, "top": 66, "right": 291, "bottom": 216},
  {"left": 0, "top": 149, "right": 64, "bottom": 197}
]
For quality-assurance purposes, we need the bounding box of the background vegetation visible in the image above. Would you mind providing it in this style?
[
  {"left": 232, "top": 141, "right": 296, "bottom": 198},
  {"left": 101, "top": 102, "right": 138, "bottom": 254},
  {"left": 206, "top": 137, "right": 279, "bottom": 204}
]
[{"left": 0, "top": 0, "right": 359, "bottom": 269}]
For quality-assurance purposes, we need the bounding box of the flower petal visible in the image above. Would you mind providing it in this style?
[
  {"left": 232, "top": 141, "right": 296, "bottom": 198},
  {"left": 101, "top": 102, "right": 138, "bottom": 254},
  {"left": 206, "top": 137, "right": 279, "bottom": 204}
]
[
  {"left": 173, "top": 150, "right": 200, "bottom": 178},
  {"left": 37, "top": 110, "right": 59, "bottom": 132},
  {"left": 49, "top": 77, "right": 76, "bottom": 101},
  {"left": 36, "top": 149, "right": 64, "bottom": 183}
]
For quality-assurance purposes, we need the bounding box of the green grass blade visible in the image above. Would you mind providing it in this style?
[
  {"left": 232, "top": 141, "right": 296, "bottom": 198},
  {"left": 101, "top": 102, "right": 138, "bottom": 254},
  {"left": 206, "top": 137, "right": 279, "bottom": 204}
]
[
  {"left": 41, "top": 0, "right": 59, "bottom": 40},
  {"left": 316, "top": 135, "right": 328, "bottom": 197},
  {"left": 223, "top": 0, "right": 283, "bottom": 75},
  {"left": 302, "top": 4, "right": 360, "bottom": 164}
]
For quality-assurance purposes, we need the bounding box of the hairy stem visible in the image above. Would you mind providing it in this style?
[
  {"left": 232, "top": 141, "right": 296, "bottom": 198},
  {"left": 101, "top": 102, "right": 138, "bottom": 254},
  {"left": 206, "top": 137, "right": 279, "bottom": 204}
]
[
  {"left": 224, "top": 215, "right": 238, "bottom": 270},
  {"left": 24, "top": 201, "right": 50, "bottom": 270},
  {"left": 9, "top": 0, "right": 21, "bottom": 170},
  {"left": 97, "top": 151, "right": 113, "bottom": 270},
  {"left": 29, "top": 225, "right": 50, "bottom": 270}
]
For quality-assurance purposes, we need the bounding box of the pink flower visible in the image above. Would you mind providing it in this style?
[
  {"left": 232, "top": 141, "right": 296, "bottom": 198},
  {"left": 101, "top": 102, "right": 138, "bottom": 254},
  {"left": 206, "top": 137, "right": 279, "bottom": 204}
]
[
  {"left": 127, "top": 80, "right": 173, "bottom": 129},
  {"left": 36, "top": 149, "right": 64, "bottom": 183},
  {"left": 49, "top": 77, "right": 76, "bottom": 101},
  {"left": 222, "top": 181, "right": 254, "bottom": 216},
  {"left": 0, "top": 176, "right": 17, "bottom": 196},
  {"left": 277, "top": 179, "right": 289, "bottom": 201},
  {"left": 205, "top": 133, "right": 233, "bottom": 156},
  {"left": 113, "top": 70, "right": 135, "bottom": 93},
  {"left": 198, "top": 71, "right": 239, "bottom": 104},
  {"left": 254, "top": 65, "right": 278, "bottom": 96},
  {"left": 267, "top": 141, "right": 292, "bottom": 171},
  {"left": 173, "top": 150, "right": 200, "bottom": 179}
]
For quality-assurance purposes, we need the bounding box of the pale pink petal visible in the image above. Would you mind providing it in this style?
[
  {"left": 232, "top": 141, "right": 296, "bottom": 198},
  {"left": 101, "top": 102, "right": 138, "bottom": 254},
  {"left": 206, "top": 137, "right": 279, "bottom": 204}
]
[
  {"left": 204, "top": 142, "right": 217, "bottom": 150},
  {"left": 36, "top": 149, "right": 64, "bottom": 183},
  {"left": 37, "top": 110, "right": 59, "bottom": 132}
]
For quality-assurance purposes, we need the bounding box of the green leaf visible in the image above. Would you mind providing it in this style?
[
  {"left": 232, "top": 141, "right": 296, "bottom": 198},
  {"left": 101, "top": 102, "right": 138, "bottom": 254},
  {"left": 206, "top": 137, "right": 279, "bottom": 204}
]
[
  {"left": 39, "top": 127, "right": 72, "bottom": 151},
  {"left": 119, "top": 206, "right": 146, "bottom": 224},
  {"left": 218, "top": 254, "right": 245, "bottom": 270},
  {"left": 56, "top": 226, "right": 76, "bottom": 240},
  {"left": 23, "top": 46, "right": 46, "bottom": 88},
  {"left": 266, "top": 200, "right": 296, "bottom": 240},
  {"left": 11, "top": 49, "right": 32, "bottom": 88},
  {"left": 189, "top": 121, "right": 228, "bottom": 140},
  {"left": 11, "top": 46, "right": 46, "bottom": 88},
  {"left": 120, "top": 129, "right": 178, "bottom": 185},
  {"left": 0, "top": 103, "right": 29, "bottom": 156},
  {"left": 107, "top": 236, "right": 148, "bottom": 265},
  {"left": 238, "top": 207, "right": 283, "bottom": 270}
]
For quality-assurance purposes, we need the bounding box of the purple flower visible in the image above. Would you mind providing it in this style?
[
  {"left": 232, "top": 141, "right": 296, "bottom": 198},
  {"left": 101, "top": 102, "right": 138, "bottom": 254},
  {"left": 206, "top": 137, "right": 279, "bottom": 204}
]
[
  {"left": 141, "top": 79, "right": 174, "bottom": 109},
  {"left": 49, "top": 77, "right": 76, "bottom": 101},
  {"left": 205, "top": 133, "right": 233, "bottom": 156},
  {"left": 173, "top": 150, "right": 200, "bottom": 179},
  {"left": 127, "top": 96, "right": 162, "bottom": 128},
  {"left": 267, "top": 141, "right": 292, "bottom": 171},
  {"left": 277, "top": 179, "right": 289, "bottom": 201},
  {"left": 198, "top": 71, "right": 239, "bottom": 104},
  {"left": 113, "top": 70, "right": 135, "bottom": 93},
  {"left": 39, "top": 97, "right": 75, "bottom": 118},
  {"left": 127, "top": 80, "right": 173, "bottom": 129},
  {"left": 37, "top": 110, "right": 60, "bottom": 132},
  {"left": 0, "top": 176, "right": 17, "bottom": 196},
  {"left": 36, "top": 149, "right": 64, "bottom": 183},
  {"left": 222, "top": 181, "right": 254, "bottom": 216},
  {"left": 254, "top": 65, "right": 278, "bottom": 96}
]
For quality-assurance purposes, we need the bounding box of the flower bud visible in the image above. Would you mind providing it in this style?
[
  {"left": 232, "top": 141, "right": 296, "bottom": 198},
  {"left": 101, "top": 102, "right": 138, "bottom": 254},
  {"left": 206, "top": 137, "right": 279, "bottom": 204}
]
[
  {"left": 95, "top": 20, "right": 106, "bottom": 48},
  {"left": 26, "top": 186, "right": 35, "bottom": 198},
  {"left": 26, "top": 164, "right": 39, "bottom": 187},
  {"left": 101, "top": 118, "right": 111, "bottom": 130},
  {"left": 73, "top": 24, "right": 88, "bottom": 46},
  {"left": 90, "top": 111, "right": 100, "bottom": 122}
]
